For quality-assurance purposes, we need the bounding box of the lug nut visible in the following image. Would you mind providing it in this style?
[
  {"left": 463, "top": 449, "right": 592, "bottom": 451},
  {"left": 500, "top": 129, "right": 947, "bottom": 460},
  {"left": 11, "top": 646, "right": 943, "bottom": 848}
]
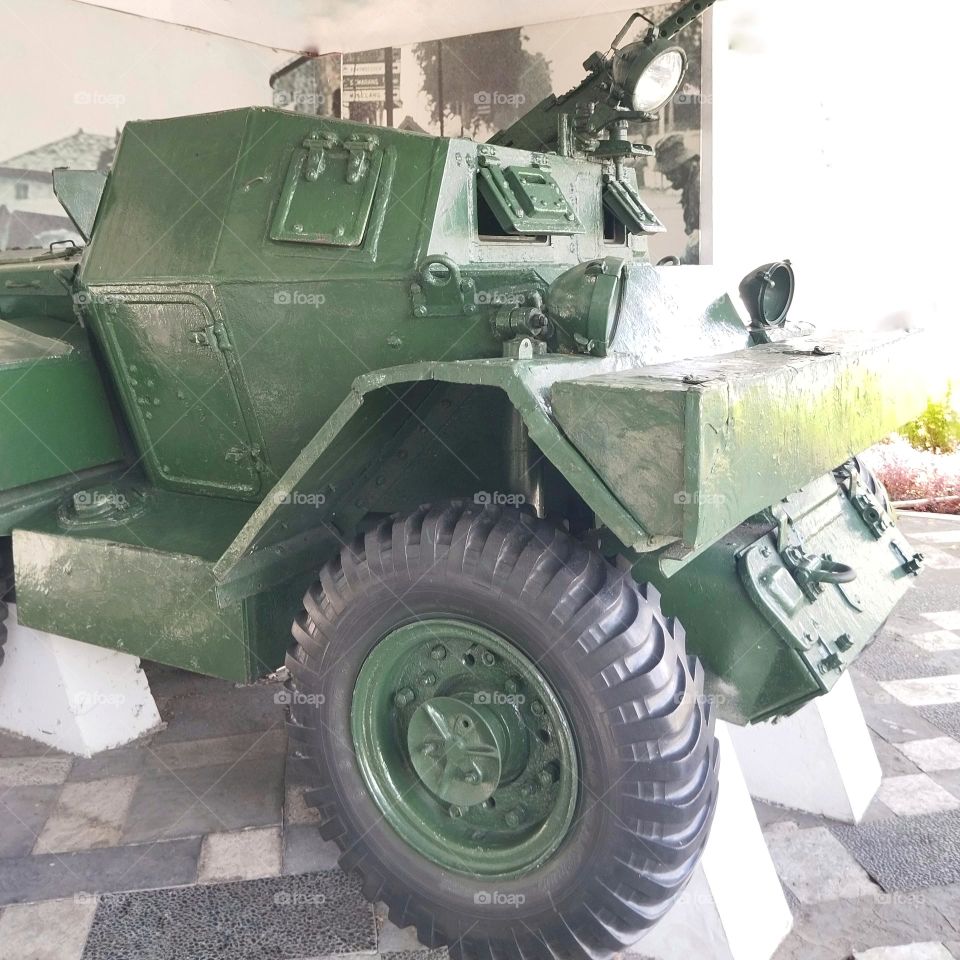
[
  {"left": 420, "top": 672, "right": 437, "bottom": 686},
  {"left": 394, "top": 687, "right": 415, "bottom": 708},
  {"left": 449, "top": 805, "right": 464, "bottom": 818},
  {"left": 531, "top": 700, "right": 545, "bottom": 717},
  {"left": 464, "top": 771, "right": 480, "bottom": 785},
  {"left": 538, "top": 769, "right": 553, "bottom": 787},
  {"left": 505, "top": 677, "right": 521, "bottom": 694},
  {"left": 481, "top": 651, "right": 496, "bottom": 666},
  {"left": 505, "top": 810, "right": 520, "bottom": 828},
  {"left": 430, "top": 645, "right": 447, "bottom": 661}
]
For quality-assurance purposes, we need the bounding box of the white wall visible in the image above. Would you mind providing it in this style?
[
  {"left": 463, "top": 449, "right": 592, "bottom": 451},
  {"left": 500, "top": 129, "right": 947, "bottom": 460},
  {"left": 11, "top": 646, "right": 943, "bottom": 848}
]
[{"left": 711, "top": 0, "right": 960, "bottom": 335}]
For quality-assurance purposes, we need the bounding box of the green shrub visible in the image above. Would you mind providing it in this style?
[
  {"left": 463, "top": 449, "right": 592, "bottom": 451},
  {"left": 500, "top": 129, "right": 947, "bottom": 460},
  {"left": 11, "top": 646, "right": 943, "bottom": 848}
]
[{"left": 903, "top": 383, "right": 960, "bottom": 453}]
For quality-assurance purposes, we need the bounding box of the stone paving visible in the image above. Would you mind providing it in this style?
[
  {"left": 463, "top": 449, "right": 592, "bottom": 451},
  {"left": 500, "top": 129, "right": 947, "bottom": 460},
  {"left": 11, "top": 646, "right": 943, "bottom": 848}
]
[{"left": 0, "top": 513, "right": 958, "bottom": 959}]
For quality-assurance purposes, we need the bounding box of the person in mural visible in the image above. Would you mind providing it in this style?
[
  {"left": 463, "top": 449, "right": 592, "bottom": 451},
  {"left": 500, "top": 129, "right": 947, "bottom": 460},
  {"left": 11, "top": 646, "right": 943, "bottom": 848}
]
[{"left": 655, "top": 133, "right": 700, "bottom": 264}]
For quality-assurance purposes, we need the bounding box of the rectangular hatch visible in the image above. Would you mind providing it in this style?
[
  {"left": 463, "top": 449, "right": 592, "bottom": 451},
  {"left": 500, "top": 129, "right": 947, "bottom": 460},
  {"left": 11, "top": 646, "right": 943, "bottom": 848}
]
[
  {"left": 271, "top": 130, "right": 383, "bottom": 247},
  {"left": 477, "top": 153, "right": 583, "bottom": 236}
]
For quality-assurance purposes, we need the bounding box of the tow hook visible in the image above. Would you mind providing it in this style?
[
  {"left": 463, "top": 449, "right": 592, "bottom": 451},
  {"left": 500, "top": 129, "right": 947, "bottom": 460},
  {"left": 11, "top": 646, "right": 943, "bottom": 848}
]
[{"left": 782, "top": 546, "right": 857, "bottom": 601}]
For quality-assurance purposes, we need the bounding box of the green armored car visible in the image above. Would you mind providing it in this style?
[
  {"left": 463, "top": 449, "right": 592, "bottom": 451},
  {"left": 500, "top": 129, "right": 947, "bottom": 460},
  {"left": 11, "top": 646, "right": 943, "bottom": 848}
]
[{"left": 0, "top": 2, "right": 932, "bottom": 956}]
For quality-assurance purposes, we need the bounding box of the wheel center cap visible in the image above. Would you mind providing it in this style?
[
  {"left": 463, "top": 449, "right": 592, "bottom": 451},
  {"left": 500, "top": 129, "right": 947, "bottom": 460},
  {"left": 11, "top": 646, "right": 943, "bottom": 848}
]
[{"left": 407, "top": 697, "right": 503, "bottom": 806}]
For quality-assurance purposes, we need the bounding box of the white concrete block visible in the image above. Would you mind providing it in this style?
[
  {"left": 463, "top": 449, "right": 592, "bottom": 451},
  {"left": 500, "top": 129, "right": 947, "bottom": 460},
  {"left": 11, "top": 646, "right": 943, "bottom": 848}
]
[
  {"left": 0, "top": 603, "right": 162, "bottom": 757},
  {"left": 727, "top": 672, "right": 882, "bottom": 823},
  {"left": 639, "top": 721, "right": 793, "bottom": 960}
]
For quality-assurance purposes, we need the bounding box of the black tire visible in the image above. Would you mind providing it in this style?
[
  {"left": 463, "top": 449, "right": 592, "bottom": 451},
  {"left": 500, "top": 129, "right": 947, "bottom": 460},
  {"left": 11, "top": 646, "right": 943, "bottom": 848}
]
[
  {"left": 836, "top": 457, "right": 894, "bottom": 518},
  {"left": 286, "top": 501, "right": 719, "bottom": 960},
  {"left": 852, "top": 456, "right": 894, "bottom": 516},
  {"left": 0, "top": 537, "right": 12, "bottom": 668}
]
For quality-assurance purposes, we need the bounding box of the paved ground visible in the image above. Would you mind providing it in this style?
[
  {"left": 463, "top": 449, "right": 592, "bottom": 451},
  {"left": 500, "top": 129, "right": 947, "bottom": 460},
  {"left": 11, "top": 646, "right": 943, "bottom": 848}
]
[{"left": 0, "top": 513, "right": 958, "bottom": 959}]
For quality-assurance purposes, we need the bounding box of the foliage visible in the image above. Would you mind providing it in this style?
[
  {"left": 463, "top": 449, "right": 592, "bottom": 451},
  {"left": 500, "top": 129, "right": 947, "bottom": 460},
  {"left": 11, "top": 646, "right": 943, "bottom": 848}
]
[
  {"left": 861, "top": 437, "right": 960, "bottom": 514},
  {"left": 902, "top": 383, "right": 960, "bottom": 453},
  {"left": 413, "top": 29, "right": 552, "bottom": 136}
]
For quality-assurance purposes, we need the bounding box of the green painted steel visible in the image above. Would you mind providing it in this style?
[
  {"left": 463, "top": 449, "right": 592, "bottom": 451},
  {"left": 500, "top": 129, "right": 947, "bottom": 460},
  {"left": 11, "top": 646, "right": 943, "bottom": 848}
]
[
  {"left": 12, "top": 485, "right": 304, "bottom": 682},
  {"left": 0, "top": 316, "right": 123, "bottom": 499},
  {"left": 52, "top": 170, "right": 107, "bottom": 243},
  {"left": 351, "top": 619, "right": 578, "bottom": 876},
  {"left": 0, "top": 8, "right": 936, "bottom": 723},
  {"left": 551, "top": 329, "right": 938, "bottom": 555}
]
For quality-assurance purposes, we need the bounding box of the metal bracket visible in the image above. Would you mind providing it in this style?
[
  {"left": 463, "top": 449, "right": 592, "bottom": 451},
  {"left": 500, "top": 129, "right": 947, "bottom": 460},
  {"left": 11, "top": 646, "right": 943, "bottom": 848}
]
[
  {"left": 410, "top": 256, "right": 478, "bottom": 318},
  {"left": 302, "top": 132, "right": 339, "bottom": 180},
  {"left": 835, "top": 460, "right": 891, "bottom": 539}
]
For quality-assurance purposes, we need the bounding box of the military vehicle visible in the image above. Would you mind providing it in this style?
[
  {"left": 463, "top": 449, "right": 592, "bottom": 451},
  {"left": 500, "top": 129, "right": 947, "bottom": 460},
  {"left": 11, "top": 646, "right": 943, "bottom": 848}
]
[{"left": 0, "top": 1, "right": 932, "bottom": 956}]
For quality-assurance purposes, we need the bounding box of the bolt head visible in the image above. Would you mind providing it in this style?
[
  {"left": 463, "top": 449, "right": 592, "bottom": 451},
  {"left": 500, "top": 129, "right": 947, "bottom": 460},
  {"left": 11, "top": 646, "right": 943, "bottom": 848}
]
[
  {"left": 420, "top": 672, "right": 437, "bottom": 686},
  {"left": 531, "top": 700, "right": 545, "bottom": 717},
  {"left": 505, "top": 811, "right": 520, "bottom": 827},
  {"left": 481, "top": 651, "right": 496, "bottom": 666},
  {"left": 430, "top": 645, "right": 447, "bottom": 661}
]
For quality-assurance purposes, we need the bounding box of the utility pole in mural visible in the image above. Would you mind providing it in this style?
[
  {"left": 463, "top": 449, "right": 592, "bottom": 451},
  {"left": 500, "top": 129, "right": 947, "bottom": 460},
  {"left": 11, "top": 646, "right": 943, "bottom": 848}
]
[{"left": 413, "top": 29, "right": 552, "bottom": 138}]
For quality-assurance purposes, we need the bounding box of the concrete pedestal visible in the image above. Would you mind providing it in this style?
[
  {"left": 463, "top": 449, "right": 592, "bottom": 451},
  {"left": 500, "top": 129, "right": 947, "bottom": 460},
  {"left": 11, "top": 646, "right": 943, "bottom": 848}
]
[
  {"left": 727, "top": 672, "right": 881, "bottom": 823},
  {"left": 0, "top": 603, "right": 162, "bottom": 757},
  {"left": 639, "top": 721, "right": 793, "bottom": 960}
]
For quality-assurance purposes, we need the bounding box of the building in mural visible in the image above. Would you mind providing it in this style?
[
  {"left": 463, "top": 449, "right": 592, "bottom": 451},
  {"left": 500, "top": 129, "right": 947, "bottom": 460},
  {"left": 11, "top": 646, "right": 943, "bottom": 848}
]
[
  {"left": 0, "top": 129, "right": 115, "bottom": 250},
  {"left": 270, "top": 54, "right": 342, "bottom": 118}
]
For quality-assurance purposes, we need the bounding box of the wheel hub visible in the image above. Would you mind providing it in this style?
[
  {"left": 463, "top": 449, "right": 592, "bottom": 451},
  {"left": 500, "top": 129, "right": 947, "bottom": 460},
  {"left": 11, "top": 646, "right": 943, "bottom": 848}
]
[
  {"left": 408, "top": 696, "right": 526, "bottom": 806},
  {"left": 351, "top": 619, "right": 578, "bottom": 877}
]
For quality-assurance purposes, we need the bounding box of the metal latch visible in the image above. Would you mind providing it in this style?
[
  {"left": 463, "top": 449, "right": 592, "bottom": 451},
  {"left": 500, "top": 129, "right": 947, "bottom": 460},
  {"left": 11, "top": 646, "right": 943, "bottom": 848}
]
[
  {"left": 782, "top": 546, "right": 857, "bottom": 602},
  {"left": 835, "top": 460, "right": 892, "bottom": 539}
]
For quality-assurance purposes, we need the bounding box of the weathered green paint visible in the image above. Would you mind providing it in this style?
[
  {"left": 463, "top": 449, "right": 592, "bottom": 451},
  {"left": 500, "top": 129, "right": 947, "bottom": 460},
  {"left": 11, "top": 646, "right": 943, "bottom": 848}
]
[
  {"left": 633, "top": 473, "right": 917, "bottom": 723},
  {"left": 52, "top": 169, "right": 107, "bottom": 243},
  {"left": 552, "top": 329, "right": 939, "bottom": 556},
  {"left": 0, "top": 317, "right": 123, "bottom": 496},
  {"left": 351, "top": 619, "right": 577, "bottom": 876},
  {"left": 0, "top": 26, "right": 934, "bottom": 724},
  {"left": 12, "top": 486, "right": 304, "bottom": 682}
]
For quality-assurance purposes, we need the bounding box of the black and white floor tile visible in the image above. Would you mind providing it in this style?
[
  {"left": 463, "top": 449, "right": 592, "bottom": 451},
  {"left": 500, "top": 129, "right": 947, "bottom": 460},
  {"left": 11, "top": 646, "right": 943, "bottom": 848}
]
[{"left": 0, "top": 513, "right": 958, "bottom": 960}]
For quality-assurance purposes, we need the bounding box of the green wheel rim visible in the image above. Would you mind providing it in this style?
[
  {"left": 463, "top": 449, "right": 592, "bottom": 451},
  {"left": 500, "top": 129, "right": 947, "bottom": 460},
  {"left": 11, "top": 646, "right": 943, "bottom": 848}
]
[{"left": 350, "top": 619, "right": 578, "bottom": 878}]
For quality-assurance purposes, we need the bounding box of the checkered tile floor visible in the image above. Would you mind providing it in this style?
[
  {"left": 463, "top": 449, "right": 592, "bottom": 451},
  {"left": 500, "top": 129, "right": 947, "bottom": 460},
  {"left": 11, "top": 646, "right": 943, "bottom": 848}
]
[{"left": 0, "top": 514, "right": 959, "bottom": 960}]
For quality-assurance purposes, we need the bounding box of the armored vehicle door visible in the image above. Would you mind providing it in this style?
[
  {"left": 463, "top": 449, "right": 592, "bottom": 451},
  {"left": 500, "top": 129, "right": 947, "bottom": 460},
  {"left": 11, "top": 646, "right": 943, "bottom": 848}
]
[{"left": 94, "top": 289, "right": 268, "bottom": 499}]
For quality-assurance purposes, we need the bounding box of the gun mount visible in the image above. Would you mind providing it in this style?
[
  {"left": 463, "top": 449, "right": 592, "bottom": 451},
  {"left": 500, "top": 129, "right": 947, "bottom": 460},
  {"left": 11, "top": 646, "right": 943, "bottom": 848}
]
[{"left": 490, "top": 0, "right": 715, "bottom": 158}]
